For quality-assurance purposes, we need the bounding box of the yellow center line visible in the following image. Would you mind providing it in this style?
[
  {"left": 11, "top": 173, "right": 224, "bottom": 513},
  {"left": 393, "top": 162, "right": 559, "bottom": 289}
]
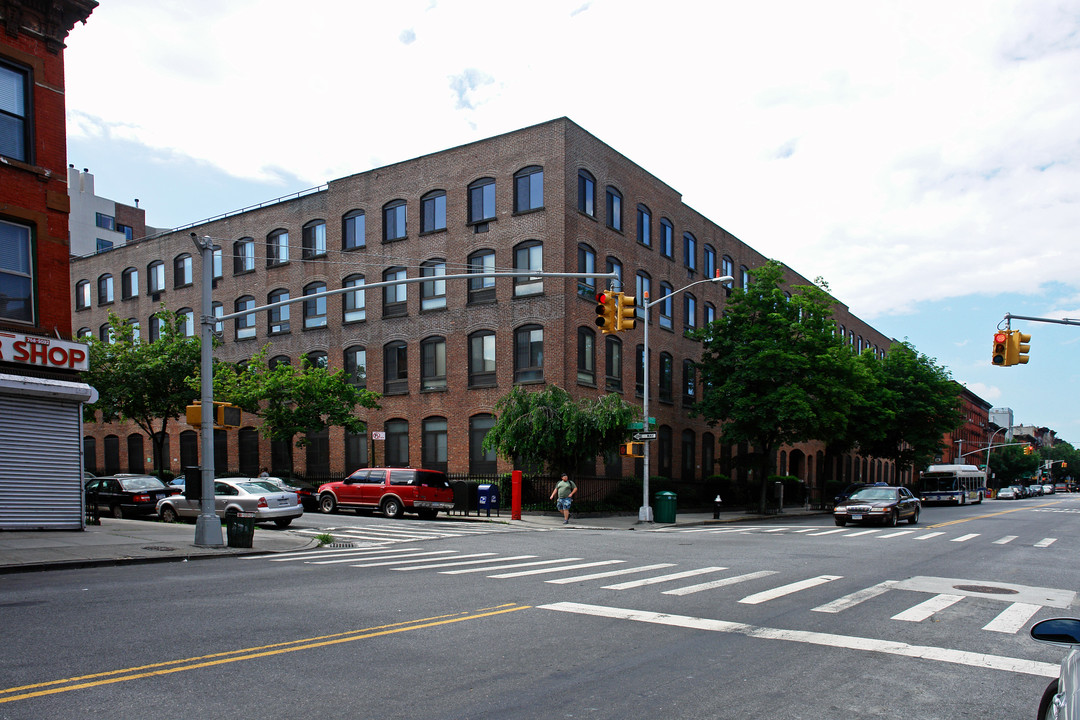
[
  {"left": 926, "top": 500, "right": 1062, "bottom": 528},
  {"left": 0, "top": 603, "right": 530, "bottom": 705}
]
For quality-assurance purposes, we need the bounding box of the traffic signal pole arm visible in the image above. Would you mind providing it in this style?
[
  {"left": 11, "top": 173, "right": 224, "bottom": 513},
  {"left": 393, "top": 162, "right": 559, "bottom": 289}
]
[{"left": 1003, "top": 313, "right": 1080, "bottom": 328}]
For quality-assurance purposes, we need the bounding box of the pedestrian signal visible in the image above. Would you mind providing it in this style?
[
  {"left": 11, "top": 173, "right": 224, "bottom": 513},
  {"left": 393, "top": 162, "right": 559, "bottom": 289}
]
[
  {"left": 992, "top": 331, "right": 1008, "bottom": 366},
  {"left": 616, "top": 292, "right": 637, "bottom": 332},
  {"left": 594, "top": 292, "right": 618, "bottom": 334},
  {"left": 619, "top": 442, "right": 644, "bottom": 458}
]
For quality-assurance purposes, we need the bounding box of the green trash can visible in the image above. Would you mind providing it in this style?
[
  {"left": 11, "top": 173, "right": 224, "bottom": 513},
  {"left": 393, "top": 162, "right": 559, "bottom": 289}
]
[
  {"left": 226, "top": 511, "right": 256, "bottom": 548},
  {"left": 653, "top": 491, "right": 677, "bottom": 524}
]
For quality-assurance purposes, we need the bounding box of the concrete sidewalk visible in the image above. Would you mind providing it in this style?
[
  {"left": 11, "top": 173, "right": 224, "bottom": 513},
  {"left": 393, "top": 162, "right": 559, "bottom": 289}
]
[{"left": 0, "top": 507, "right": 828, "bottom": 574}]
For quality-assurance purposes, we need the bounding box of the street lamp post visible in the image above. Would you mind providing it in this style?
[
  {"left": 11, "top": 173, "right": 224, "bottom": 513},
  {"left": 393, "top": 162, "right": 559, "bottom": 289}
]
[{"left": 640, "top": 274, "right": 733, "bottom": 522}]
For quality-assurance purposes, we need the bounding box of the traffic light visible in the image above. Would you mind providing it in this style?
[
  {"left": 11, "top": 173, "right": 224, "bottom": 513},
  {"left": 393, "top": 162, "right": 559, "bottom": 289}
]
[
  {"left": 185, "top": 401, "right": 242, "bottom": 429},
  {"left": 1007, "top": 330, "right": 1031, "bottom": 366},
  {"left": 992, "top": 331, "right": 1008, "bottom": 366},
  {"left": 595, "top": 292, "right": 618, "bottom": 334},
  {"left": 1024, "top": 445, "right": 1034, "bottom": 455},
  {"left": 619, "top": 442, "right": 644, "bottom": 458},
  {"left": 616, "top": 292, "right": 637, "bottom": 332}
]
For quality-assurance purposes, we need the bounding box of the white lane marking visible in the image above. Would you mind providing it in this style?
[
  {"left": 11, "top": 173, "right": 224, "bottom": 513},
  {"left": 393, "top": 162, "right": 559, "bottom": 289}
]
[
  {"left": 546, "top": 564, "right": 677, "bottom": 584},
  {"left": 663, "top": 570, "right": 779, "bottom": 596},
  {"left": 807, "top": 529, "right": 848, "bottom": 536},
  {"left": 1034, "top": 538, "right": 1057, "bottom": 548},
  {"left": 538, "top": 602, "right": 1059, "bottom": 678},
  {"left": 490, "top": 560, "right": 625, "bottom": 578},
  {"left": 843, "top": 529, "right": 881, "bottom": 537},
  {"left": 812, "top": 580, "right": 899, "bottom": 613},
  {"left": 257, "top": 546, "right": 399, "bottom": 561},
  {"left": 951, "top": 534, "right": 980, "bottom": 542},
  {"left": 603, "top": 567, "right": 728, "bottom": 590},
  {"left": 891, "top": 593, "right": 965, "bottom": 622},
  {"left": 877, "top": 530, "right": 915, "bottom": 539},
  {"left": 762, "top": 528, "right": 787, "bottom": 533},
  {"left": 738, "top": 575, "right": 843, "bottom": 604},
  {"left": 791, "top": 528, "right": 816, "bottom": 533},
  {"left": 895, "top": 576, "right": 1075, "bottom": 608},
  {"left": 441, "top": 558, "right": 582, "bottom": 575},
  {"left": 913, "top": 532, "right": 944, "bottom": 541},
  {"left": 394, "top": 555, "right": 537, "bottom": 571},
  {"left": 993, "top": 536, "right": 1018, "bottom": 545},
  {"left": 312, "top": 550, "right": 457, "bottom": 565},
  {"left": 983, "top": 603, "right": 1043, "bottom": 634},
  {"left": 350, "top": 552, "right": 487, "bottom": 568}
]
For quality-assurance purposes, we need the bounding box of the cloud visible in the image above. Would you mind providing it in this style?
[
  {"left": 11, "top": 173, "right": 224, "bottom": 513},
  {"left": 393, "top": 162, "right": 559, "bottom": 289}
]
[{"left": 448, "top": 68, "right": 496, "bottom": 110}]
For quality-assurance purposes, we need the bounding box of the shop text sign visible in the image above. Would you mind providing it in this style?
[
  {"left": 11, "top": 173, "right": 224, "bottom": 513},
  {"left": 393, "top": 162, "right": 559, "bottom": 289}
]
[{"left": 0, "top": 331, "right": 89, "bottom": 371}]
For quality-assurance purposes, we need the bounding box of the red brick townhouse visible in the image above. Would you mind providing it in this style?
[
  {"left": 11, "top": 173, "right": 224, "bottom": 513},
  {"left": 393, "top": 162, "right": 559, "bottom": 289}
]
[
  {"left": 1, "top": 0, "right": 97, "bottom": 529},
  {"left": 71, "top": 117, "right": 903, "bottom": 500}
]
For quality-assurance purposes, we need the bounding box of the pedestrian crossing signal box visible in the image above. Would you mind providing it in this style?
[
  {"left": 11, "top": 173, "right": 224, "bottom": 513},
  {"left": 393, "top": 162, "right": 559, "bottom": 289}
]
[
  {"left": 186, "top": 401, "right": 242, "bottom": 429},
  {"left": 619, "top": 442, "right": 644, "bottom": 458}
]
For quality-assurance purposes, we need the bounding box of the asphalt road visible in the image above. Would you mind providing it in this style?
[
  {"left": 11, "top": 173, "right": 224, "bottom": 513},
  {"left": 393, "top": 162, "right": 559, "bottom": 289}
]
[{"left": 2, "top": 494, "right": 1077, "bottom": 719}]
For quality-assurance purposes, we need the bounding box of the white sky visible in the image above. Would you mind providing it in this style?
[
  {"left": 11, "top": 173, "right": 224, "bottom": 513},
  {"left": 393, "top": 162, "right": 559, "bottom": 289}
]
[{"left": 62, "top": 0, "right": 1080, "bottom": 443}]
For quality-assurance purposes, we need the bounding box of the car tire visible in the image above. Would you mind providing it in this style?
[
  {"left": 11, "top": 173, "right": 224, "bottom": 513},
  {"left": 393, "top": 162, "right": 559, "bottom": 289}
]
[
  {"left": 274, "top": 518, "right": 293, "bottom": 528},
  {"left": 382, "top": 497, "right": 404, "bottom": 519},
  {"left": 160, "top": 505, "right": 180, "bottom": 524},
  {"left": 1037, "top": 678, "right": 1058, "bottom": 720},
  {"left": 887, "top": 510, "right": 898, "bottom": 527},
  {"left": 908, "top": 507, "right": 919, "bottom": 525},
  {"left": 834, "top": 518, "right": 846, "bottom": 526},
  {"left": 111, "top": 505, "right": 124, "bottom": 520},
  {"left": 319, "top": 494, "right": 337, "bottom": 514}
]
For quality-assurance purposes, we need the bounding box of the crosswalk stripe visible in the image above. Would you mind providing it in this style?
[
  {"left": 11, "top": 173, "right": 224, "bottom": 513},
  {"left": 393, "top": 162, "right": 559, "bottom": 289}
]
[
  {"left": 807, "top": 529, "right": 848, "bottom": 536},
  {"left": 1034, "top": 538, "right": 1057, "bottom": 548},
  {"left": 891, "top": 593, "right": 964, "bottom": 621},
  {"left": 310, "top": 549, "right": 451, "bottom": 565},
  {"left": 738, "top": 575, "right": 843, "bottom": 604},
  {"left": 602, "top": 567, "right": 728, "bottom": 590},
  {"left": 663, "top": 570, "right": 779, "bottom": 596},
  {"left": 490, "top": 560, "right": 625, "bottom": 579},
  {"left": 395, "top": 555, "right": 537, "bottom": 571},
  {"left": 877, "top": 530, "right": 915, "bottom": 539},
  {"left": 843, "top": 529, "right": 881, "bottom": 537},
  {"left": 951, "top": 534, "right": 980, "bottom": 542},
  {"left": 260, "top": 546, "right": 399, "bottom": 561},
  {"left": 994, "top": 535, "right": 1018, "bottom": 544},
  {"left": 545, "top": 564, "right": 677, "bottom": 584},
  {"left": 441, "top": 558, "right": 583, "bottom": 575},
  {"left": 347, "top": 551, "right": 469, "bottom": 567},
  {"left": 983, "top": 602, "right": 1042, "bottom": 633},
  {"left": 914, "top": 532, "right": 945, "bottom": 540},
  {"left": 811, "top": 580, "right": 898, "bottom": 613}
]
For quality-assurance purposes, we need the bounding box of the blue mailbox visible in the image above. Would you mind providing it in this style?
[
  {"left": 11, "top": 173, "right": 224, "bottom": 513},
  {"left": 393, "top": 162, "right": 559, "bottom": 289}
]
[{"left": 477, "top": 483, "right": 500, "bottom": 517}]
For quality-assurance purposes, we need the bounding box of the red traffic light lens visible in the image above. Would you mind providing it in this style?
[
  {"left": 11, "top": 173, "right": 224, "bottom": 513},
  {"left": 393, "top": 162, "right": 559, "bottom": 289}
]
[{"left": 994, "top": 332, "right": 1008, "bottom": 343}]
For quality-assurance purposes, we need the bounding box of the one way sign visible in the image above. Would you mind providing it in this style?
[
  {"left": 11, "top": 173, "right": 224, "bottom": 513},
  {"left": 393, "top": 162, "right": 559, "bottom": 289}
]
[{"left": 632, "top": 432, "right": 657, "bottom": 441}]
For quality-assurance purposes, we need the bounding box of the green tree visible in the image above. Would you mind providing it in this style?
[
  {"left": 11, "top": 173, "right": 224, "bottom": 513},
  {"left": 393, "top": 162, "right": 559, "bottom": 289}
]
[
  {"left": 203, "top": 347, "right": 381, "bottom": 469},
  {"left": 82, "top": 308, "right": 202, "bottom": 475},
  {"left": 481, "top": 385, "right": 637, "bottom": 476},
  {"left": 850, "top": 342, "right": 962, "bottom": 474},
  {"left": 692, "top": 261, "right": 863, "bottom": 512},
  {"left": 988, "top": 444, "right": 1040, "bottom": 486}
]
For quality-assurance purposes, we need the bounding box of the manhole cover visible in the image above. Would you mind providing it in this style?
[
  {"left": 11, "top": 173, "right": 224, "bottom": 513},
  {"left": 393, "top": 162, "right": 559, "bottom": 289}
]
[
  {"left": 142, "top": 545, "right": 177, "bottom": 552},
  {"left": 953, "top": 584, "right": 1019, "bottom": 595}
]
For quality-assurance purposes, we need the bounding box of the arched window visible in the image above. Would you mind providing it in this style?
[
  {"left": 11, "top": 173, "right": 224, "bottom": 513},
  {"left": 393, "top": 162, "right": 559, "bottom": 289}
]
[
  {"left": 420, "top": 336, "right": 447, "bottom": 391},
  {"left": 305, "top": 351, "right": 328, "bottom": 369},
  {"left": 635, "top": 271, "right": 651, "bottom": 320},
  {"left": 683, "top": 232, "right": 696, "bottom": 271},
  {"left": 342, "top": 209, "right": 365, "bottom": 250},
  {"left": 384, "top": 341, "right": 408, "bottom": 394},
  {"left": 383, "top": 267, "right": 408, "bottom": 317},
  {"left": 684, "top": 293, "right": 697, "bottom": 330},
  {"left": 268, "top": 288, "right": 290, "bottom": 334},
  {"left": 577, "top": 169, "right": 595, "bottom": 216},
  {"left": 233, "top": 238, "right": 254, "bottom": 274},
  {"left": 385, "top": 419, "right": 409, "bottom": 467},
  {"left": 468, "top": 177, "right": 496, "bottom": 223},
  {"left": 75, "top": 279, "right": 90, "bottom": 309},
  {"left": 605, "top": 335, "right": 623, "bottom": 393},
  {"left": 658, "top": 282, "right": 674, "bottom": 330},
  {"left": 469, "top": 414, "right": 498, "bottom": 473},
  {"left": 235, "top": 296, "right": 256, "bottom": 340},
  {"left": 606, "top": 186, "right": 623, "bottom": 231},
  {"left": 383, "top": 200, "right": 407, "bottom": 241},
  {"left": 238, "top": 428, "right": 260, "bottom": 476},
  {"left": 303, "top": 282, "right": 327, "bottom": 328},
  {"left": 577, "top": 327, "right": 596, "bottom": 385},
  {"left": 703, "top": 244, "right": 716, "bottom": 278},
  {"left": 513, "top": 241, "right": 543, "bottom": 296},
  {"left": 682, "top": 359, "right": 696, "bottom": 403},
  {"left": 420, "top": 259, "right": 447, "bottom": 311},
  {"left": 514, "top": 166, "right": 544, "bottom": 212},
  {"left": 302, "top": 219, "right": 327, "bottom": 259},
  {"left": 577, "top": 243, "right": 596, "bottom": 298},
  {"left": 514, "top": 324, "right": 544, "bottom": 383},
  {"left": 343, "top": 274, "right": 365, "bottom": 322},
  {"left": 121, "top": 267, "right": 138, "bottom": 300},
  {"left": 344, "top": 345, "right": 366, "bottom": 387},
  {"left": 658, "top": 352, "right": 673, "bottom": 402},
  {"left": 721, "top": 255, "right": 734, "bottom": 279},
  {"left": 97, "top": 274, "right": 113, "bottom": 305},
  {"left": 636, "top": 204, "right": 651, "bottom": 246},
  {"left": 267, "top": 229, "right": 289, "bottom": 266},
  {"left": 173, "top": 253, "right": 192, "bottom": 287},
  {"left": 468, "top": 330, "right": 496, "bottom": 387},
  {"left": 422, "top": 417, "right": 448, "bottom": 471},
  {"left": 659, "top": 219, "right": 674, "bottom": 258},
  {"left": 740, "top": 265, "right": 750, "bottom": 291},
  {"left": 420, "top": 190, "right": 447, "bottom": 233},
  {"left": 681, "top": 429, "right": 696, "bottom": 482},
  {"left": 127, "top": 434, "right": 144, "bottom": 474},
  {"left": 177, "top": 308, "right": 194, "bottom": 337}
]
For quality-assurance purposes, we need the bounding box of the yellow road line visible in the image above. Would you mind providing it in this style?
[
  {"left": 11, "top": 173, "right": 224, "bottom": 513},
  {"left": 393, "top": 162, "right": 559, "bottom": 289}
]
[
  {"left": 926, "top": 500, "right": 1062, "bottom": 528},
  {"left": 0, "top": 603, "right": 530, "bottom": 705}
]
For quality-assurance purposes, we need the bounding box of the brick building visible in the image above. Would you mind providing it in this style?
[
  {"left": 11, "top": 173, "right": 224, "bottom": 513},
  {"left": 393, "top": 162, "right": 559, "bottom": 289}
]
[
  {"left": 938, "top": 383, "right": 992, "bottom": 465},
  {"left": 0, "top": 0, "right": 97, "bottom": 529},
  {"left": 71, "top": 118, "right": 901, "bottom": 496}
]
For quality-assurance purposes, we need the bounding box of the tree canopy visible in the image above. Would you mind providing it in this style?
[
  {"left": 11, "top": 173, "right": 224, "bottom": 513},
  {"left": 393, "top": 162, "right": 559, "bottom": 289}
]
[
  {"left": 481, "top": 385, "right": 637, "bottom": 476},
  {"left": 82, "top": 308, "right": 202, "bottom": 474}
]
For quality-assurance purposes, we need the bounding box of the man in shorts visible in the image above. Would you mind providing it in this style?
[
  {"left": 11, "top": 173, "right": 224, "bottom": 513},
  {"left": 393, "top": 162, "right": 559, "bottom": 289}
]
[{"left": 550, "top": 473, "right": 577, "bottom": 524}]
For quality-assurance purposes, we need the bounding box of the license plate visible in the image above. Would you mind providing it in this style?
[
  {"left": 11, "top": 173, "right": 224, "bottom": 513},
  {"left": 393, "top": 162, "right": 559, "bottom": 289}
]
[{"left": 851, "top": 514, "right": 863, "bottom": 520}]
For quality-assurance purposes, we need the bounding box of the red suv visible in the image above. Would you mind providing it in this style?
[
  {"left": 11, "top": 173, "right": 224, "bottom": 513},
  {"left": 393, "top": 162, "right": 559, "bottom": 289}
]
[{"left": 317, "top": 468, "right": 455, "bottom": 520}]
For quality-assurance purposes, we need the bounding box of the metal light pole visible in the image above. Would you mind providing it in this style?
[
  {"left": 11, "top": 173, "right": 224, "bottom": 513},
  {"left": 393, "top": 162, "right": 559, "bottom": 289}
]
[
  {"left": 640, "top": 274, "right": 733, "bottom": 522},
  {"left": 192, "top": 234, "right": 222, "bottom": 547}
]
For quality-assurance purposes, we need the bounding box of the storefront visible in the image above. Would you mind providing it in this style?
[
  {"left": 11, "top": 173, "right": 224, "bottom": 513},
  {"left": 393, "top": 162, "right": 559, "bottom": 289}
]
[{"left": 0, "top": 331, "right": 95, "bottom": 530}]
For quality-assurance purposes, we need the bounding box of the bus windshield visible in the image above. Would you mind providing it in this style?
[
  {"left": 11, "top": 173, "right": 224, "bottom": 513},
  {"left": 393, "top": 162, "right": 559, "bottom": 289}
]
[{"left": 921, "top": 475, "right": 958, "bottom": 492}]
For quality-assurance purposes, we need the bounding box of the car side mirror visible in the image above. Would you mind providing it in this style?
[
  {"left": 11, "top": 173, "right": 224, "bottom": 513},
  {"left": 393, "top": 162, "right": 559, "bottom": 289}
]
[{"left": 1031, "top": 617, "right": 1080, "bottom": 647}]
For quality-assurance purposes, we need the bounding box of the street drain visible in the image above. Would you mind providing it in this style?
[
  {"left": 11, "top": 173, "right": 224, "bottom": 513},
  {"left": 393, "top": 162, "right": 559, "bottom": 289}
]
[
  {"left": 953, "top": 584, "right": 1019, "bottom": 595},
  {"left": 327, "top": 542, "right": 356, "bottom": 548},
  {"left": 142, "top": 546, "right": 177, "bottom": 552}
]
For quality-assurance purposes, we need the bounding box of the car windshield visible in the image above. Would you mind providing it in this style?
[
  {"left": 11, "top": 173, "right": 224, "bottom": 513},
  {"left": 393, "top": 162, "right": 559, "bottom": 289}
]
[
  {"left": 848, "top": 488, "right": 896, "bottom": 502},
  {"left": 120, "top": 477, "right": 166, "bottom": 491},
  {"left": 239, "top": 481, "right": 283, "bottom": 493}
]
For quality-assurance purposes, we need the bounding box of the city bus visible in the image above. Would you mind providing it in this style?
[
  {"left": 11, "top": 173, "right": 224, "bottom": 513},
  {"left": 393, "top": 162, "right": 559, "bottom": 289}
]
[{"left": 919, "top": 464, "right": 987, "bottom": 505}]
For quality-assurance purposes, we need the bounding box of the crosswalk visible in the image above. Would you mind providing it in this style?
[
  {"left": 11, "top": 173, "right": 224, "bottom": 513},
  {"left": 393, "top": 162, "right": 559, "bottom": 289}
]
[
  {"left": 289, "top": 520, "right": 537, "bottom": 547},
  {"left": 650, "top": 525, "right": 1061, "bottom": 547},
  {"left": 245, "top": 545, "right": 1077, "bottom": 635}
]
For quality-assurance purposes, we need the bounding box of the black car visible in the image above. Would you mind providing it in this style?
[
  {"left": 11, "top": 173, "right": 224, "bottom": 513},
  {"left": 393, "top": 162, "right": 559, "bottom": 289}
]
[
  {"left": 833, "top": 481, "right": 889, "bottom": 505},
  {"left": 833, "top": 486, "right": 920, "bottom": 526},
  {"left": 85, "top": 475, "right": 179, "bottom": 519}
]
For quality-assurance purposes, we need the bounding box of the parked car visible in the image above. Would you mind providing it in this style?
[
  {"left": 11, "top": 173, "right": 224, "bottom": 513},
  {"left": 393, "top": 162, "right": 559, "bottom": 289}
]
[
  {"left": 317, "top": 467, "right": 454, "bottom": 519},
  {"left": 833, "top": 485, "right": 920, "bottom": 526},
  {"left": 1030, "top": 617, "right": 1080, "bottom": 720},
  {"left": 996, "top": 486, "right": 1019, "bottom": 500},
  {"left": 1043, "top": 484, "right": 1055, "bottom": 495},
  {"left": 258, "top": 476, "right": 321, "bottom": 512},
  {"left": 1028, "top": 484, "right": 1045, "bottom": 497},
  {"left": 85, "top": 475, "right": 179, "bottom": 519},
  {"left": 156, "top": 478, "right": 302, "bottom": 528}
]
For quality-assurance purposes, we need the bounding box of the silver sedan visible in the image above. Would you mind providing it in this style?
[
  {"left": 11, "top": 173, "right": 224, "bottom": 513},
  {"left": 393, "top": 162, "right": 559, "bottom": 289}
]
[
  {"left": 156, "top": 478, "right": 302, "bottom": 528},
  {"left": 1031, "top": 617, "right": 1080, "bottom": 720}
]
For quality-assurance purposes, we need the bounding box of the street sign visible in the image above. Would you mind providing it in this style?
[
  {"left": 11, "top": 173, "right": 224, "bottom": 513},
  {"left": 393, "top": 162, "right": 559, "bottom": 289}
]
[
  {"left": 632, "top": 432, "right": 657, "bottom": 441},
  {"left": 629, "top": 418, "right": 657, "bottom": 430},
  {"left": 371, "top": 431, "right": 386, "bottom": 440}
]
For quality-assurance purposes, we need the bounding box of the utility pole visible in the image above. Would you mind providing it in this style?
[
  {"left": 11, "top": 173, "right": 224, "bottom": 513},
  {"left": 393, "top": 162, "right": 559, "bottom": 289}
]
[{"left": 192, "top": 234, "right": 222, "bottom": 547}]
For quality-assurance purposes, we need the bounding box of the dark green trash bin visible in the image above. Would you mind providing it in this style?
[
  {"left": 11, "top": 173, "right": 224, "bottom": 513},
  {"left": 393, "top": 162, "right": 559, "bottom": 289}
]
[
  {"left": 226, "top": 511, "right": 255, "bottom": 548},
  {"left": 654, "top": 491, "right": 677, "bottom": 524}
]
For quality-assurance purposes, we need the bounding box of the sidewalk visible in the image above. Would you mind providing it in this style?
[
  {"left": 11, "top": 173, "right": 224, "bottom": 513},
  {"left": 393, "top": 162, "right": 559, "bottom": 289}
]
[{"left": 0, "top": 506, "right": 828, "bottom": 574}]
